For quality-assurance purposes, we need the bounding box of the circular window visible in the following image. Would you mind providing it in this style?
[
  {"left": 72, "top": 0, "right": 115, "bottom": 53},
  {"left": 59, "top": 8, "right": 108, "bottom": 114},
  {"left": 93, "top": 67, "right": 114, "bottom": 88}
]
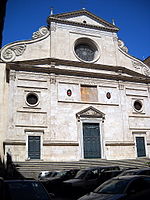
[
  {"left": 75, "top": 44, "right": 95, "bottom": 61},
  {"left": 74, "top": 38, "right": 99, "bottom": 63},
  {"left": 134, "top": 100, "right": 142, "bottom": 111},
  {"left": 26, "top": 93, "right": 39, "bottom": 106}
]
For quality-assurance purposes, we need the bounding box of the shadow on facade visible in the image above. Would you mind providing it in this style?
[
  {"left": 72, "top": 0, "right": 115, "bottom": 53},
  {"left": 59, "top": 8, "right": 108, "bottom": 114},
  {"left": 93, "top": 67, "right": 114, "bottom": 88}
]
[{"left": 0, "top": 154, "right": 24, "bottom": 180}]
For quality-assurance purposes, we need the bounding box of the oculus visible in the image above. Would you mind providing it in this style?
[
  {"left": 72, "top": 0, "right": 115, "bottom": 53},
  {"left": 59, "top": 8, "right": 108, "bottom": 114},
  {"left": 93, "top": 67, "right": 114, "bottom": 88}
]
[
  {"left": 134, "top": 100, "right": 142, "bottom": 112},
  {"left": 74, "top": 38, "right": 99, "bottom": 63},
  {"left": 26, "top": 93, "right": 39, "bottom": 106}
]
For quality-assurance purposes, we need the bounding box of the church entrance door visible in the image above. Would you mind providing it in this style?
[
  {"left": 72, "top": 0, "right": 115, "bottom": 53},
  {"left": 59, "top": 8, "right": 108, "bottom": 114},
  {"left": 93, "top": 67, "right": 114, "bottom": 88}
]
[
  {"left": 83, "top": 123, "right": 101, "bottom": 158},
  {"left": 28, "top": 136, "right": 40, "bottom": 159}
]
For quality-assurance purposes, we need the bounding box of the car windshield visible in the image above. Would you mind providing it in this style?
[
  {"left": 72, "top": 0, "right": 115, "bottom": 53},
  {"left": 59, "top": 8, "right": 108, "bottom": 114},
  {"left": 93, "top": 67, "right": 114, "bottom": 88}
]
[
  {"left": 5, "top": 181, "right": 50, "bottom": 200},
  {"left": 94, "top": 178, "right": 130, "bottom": 194},
  {"left": 74, "top": 170, "right": 87, "bottom": 179},
  {"left": 54, "top": 171, "right": 68, "bottom": 178}
]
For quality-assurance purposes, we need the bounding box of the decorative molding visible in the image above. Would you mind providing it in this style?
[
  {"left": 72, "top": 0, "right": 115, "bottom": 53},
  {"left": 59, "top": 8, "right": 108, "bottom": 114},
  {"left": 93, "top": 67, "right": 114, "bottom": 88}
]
[
  {"left": 105, "top": 142, "right": 134, "bottom": 146},
  {"left": 118, "top": 39, "right": 128, "bottom": 53},
  {"left": 3, "top": 140, "right": 26, "bottom": 146},
  {"left": 143, "top": 66, "right": 150, "bottom": 77},
  {"left": 50, "top": 73, "right": 56, "bottom": 84},
  {"left": 132, "top": 61, "right": 150, "bottom": 77},
  {"left": 9, "top": 70, "right": 16, "bottom": 81},
  {"left": 76, "top": 106, "right": 105, "bottom": 121},
  {"left": 32, "top": 26, "right": 49, "bottom": 39},
  {"left": 43, "top": 142, "right": 79, "bottom": 146},
  {"left": 50, "top": 62, "right": 56, "bottom": 68},
  {"left": 0, "top": 26, "right": 50, "bottom": 62},
  {"left": 132, "top": 61, "right": 142, "bottom": 70},
  {"left": 1, "top": 44, "right": 26, "bottom": 62},
  {"left": 113, "top": 37, "right": 118, "bottom": 42},
  {"left": 118, "top": 81, "right": 124, "bottom": 90}
]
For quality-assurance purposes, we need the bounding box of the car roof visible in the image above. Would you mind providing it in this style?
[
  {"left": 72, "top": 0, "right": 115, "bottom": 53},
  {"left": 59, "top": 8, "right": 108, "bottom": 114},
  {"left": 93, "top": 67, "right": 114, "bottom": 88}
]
[
  {"left": 113, "top": 175, "right": 150, "bottom": 180},
  {"left": 84, "top": 166, "right": 119, "bottom": 170},
  {"left": 123, "top": 168, "right": 150, "bottom": 173},
  {"left": 4, "top": 179, "right": 38, "bottom": 183}
]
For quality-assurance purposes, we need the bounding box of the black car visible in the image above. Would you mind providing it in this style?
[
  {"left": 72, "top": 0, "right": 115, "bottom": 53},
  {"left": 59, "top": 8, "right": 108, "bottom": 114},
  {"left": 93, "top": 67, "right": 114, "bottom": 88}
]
[
  {"left": 63, "top": 166, "right": 121, "bottom": 197},
  {"left": 0, "top": 178, "right": 52, "bottom": 200},
  {"left": 118, "top": 167, "right": 150, "bottom": 176},
  {"left": 78, "top": 175, "right": 150, "bottom": 200},
  {"left": 40, "top": 169, "right": 79, "bottom": 194}
]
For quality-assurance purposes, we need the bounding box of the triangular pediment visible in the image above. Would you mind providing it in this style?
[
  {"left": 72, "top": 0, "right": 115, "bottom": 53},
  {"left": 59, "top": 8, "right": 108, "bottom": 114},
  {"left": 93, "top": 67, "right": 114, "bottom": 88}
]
[
  {"left": 76, "top": 106, "right": 105, "bottom": 119},
  {"left": 48, "top": 9, "right": 119, "bottom": 32}
]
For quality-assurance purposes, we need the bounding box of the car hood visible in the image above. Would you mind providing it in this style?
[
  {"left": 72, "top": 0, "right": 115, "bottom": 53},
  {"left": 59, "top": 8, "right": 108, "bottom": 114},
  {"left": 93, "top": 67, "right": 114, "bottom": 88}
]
[
  {"left": 41, "top": 177, "right": 60, "bottom": 182},
  {"left": 79, "top": 192, "right": 125, "bottom": 200}
]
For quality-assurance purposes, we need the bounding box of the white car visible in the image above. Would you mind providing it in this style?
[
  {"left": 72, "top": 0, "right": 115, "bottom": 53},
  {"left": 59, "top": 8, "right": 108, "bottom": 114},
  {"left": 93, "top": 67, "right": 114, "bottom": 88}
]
[{"left": 38, "top": 171, "right": 51, "bottom": 179}]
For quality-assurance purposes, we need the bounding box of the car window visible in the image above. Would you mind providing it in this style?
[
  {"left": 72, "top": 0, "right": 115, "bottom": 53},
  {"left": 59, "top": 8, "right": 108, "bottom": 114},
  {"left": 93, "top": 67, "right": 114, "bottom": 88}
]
[
  {"left": 94, "top": 179, "right": 130, "bottom": 194},
  {"left": 75, "top": 170, "right": 87, "bottom": 179},
  {"left": 86, "top": 170, "right": 99, "bottom": 180}
]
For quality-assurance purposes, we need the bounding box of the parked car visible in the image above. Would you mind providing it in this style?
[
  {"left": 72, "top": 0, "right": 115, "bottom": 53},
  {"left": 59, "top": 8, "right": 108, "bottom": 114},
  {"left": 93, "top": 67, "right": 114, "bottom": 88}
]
[
  {"left": 0, "top": 178, "right": 52, "bottom": 200},
  {"left": 38, "top": 171, "right": 52, "bottom": 179},
  {"left": 40, "top": 168, "right": 79, "bottom": 194},
  {"left": 118, "top": 167, "right": 150, "bottom": 176},
  {"left": 63, "top": 166, "right": 121, "bottom": 198},
  {"left": 98, "top": 169, "right": 123, "bottom": 182},
  {"left": 38, "top": 170, "right": 60, "bottom": 180},
  {"left": 78, "top": 175, "right": 150, "bottom": 200}
]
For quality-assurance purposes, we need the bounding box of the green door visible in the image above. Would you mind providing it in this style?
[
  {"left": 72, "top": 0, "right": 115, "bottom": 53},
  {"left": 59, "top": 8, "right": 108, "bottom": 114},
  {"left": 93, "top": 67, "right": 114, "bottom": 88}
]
[
  {"left": 136, "top": 137, "right": 146, "bottom": 157},
  {"left": 28, "top": 136, "right": 40, "bottom": 159},
  {"left": 83, "top": 123, "right": 101, "bottom": 158}
]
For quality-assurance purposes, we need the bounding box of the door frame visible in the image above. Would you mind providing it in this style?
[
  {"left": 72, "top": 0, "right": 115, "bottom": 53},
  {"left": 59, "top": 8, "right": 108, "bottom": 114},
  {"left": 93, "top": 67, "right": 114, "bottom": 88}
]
[
  {"left": 83, "top": 122, "right": 101, "bottom": 158},
  {"left": 79, "top": 118, "right": 105, "bottom": 159},
  {"left": 25, "top": 131, "right": 43, "bottom": 160},
  {"left": 133, "top": 132, "right": 147, "bottom": 158}
]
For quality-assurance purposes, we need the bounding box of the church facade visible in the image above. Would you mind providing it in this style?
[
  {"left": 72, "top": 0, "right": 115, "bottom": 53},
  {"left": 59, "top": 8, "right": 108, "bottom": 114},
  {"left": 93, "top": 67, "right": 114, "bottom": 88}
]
[{"left": 0, "top": 9, "right": 150, "bottom": 162}]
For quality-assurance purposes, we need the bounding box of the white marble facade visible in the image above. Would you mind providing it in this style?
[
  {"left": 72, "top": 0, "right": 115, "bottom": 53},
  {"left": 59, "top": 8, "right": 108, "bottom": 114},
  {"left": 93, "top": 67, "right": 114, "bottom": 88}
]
[{"left": 0, "top": 9, "right": 150, "bottom": 162}]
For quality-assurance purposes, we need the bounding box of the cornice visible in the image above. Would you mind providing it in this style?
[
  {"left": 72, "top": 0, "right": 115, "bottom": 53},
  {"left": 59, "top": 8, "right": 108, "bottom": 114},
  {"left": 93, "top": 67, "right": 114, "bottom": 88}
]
[
  {"left": 7, "top": 57, "right": 149, "bottom": 78},
  {"left": 7, "top": 58, "right": 150, "bottom": 84},
  {"left": 48, "top": 17, "right": 119, "bottom": 32}
]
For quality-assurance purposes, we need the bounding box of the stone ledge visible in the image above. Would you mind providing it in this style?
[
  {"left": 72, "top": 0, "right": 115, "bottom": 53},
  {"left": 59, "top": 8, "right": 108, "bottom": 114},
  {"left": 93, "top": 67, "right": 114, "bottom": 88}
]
[{"left": 43, "top": 142, "right": 79, "bottom": 146}]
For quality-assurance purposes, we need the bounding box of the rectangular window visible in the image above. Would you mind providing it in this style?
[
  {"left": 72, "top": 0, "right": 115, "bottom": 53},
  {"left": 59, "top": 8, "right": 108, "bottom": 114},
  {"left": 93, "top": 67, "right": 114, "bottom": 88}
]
[{"left": 81, "top": 85, "right": 98, "bottom": 102}]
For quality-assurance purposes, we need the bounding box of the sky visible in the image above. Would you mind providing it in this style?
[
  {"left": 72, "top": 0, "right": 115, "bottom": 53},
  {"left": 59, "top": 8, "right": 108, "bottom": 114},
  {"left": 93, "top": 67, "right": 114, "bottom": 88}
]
[{"left": 2, "top": 0, "right": 150, "bottom": 60}]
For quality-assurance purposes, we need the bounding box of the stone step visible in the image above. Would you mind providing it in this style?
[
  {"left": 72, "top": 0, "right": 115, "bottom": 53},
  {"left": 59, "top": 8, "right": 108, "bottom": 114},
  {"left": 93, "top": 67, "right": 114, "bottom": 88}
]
[{"left": 13, "top": 158, "right": 150, "bottom": 179}]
